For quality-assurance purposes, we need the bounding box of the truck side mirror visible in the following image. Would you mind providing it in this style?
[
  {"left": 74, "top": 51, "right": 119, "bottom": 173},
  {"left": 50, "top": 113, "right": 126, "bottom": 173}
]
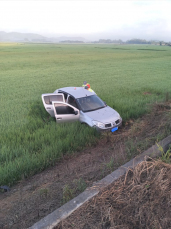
[{"left": 75, "top": 110, "right": 78, "bottom": 115}]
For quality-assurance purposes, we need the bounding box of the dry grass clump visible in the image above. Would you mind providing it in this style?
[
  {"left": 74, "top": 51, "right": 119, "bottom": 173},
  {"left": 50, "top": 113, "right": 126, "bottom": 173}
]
[{"left": 58, "top": 159, "right": 171, "bottom": 229}]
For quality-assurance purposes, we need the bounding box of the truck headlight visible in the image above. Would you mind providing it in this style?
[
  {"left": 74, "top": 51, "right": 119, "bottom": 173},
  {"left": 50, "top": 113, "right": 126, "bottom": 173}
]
[{"left": 92, "top": 121, "right": 105, "bottom": 129}]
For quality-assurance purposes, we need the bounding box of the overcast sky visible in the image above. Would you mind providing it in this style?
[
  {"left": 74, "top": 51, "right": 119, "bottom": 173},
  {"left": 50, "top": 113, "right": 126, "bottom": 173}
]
[{"left": 0, "top": 0, "right": 171, "bottom": 41}]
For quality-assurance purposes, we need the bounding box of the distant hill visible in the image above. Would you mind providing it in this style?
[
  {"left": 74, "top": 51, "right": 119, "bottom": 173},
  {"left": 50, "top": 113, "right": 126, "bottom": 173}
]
[
  {"left": 0, "top": 31, "right": 87, "bottom": 43},
  {"left": 0, "top": 31, "right": 48, "bottom": 42}
]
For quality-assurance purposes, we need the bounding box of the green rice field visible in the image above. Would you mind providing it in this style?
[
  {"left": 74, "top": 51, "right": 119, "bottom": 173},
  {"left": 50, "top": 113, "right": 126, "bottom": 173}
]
[{"left": 0, "top": 43, "right": 171, "bottom": 185}]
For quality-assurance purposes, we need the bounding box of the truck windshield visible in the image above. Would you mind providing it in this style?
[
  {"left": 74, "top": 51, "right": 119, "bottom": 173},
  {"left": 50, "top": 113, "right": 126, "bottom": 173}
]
[{"left": 77, "top": 95, "right": 106, "bottom": 112}]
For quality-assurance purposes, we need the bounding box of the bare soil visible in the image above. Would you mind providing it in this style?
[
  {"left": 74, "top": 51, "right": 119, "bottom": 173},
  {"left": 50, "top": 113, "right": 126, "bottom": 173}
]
[{"left": 0, "top": 101, "right": 171, "bottom": 229}]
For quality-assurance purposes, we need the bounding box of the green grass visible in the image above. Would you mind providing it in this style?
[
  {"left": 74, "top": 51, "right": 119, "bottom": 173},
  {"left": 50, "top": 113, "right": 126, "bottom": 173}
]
[
  {"left": 0, "top": 43, "right": 171, "bottom": 185},
  {"left": 157, "top": 143, "right": 171, "bottom": 164}
]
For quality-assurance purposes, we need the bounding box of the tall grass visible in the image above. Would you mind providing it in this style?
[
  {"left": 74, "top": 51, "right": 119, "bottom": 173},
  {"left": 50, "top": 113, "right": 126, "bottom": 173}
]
[
  {"left": 0, "top": 101, "right": 99, "bottom": 185},
  {"left": 0, "top": 43, "right": 171, "bottom": 185}
]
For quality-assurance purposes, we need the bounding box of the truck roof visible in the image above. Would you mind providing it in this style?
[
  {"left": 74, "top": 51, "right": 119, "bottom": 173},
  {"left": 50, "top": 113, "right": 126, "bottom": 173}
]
[{"left": 54, "top": 87, "right": 94, "bottom": 99}]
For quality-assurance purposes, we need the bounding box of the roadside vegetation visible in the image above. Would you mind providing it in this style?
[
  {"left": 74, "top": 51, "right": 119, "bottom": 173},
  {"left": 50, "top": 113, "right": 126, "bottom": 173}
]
[
  {"left": 0, "top": 43, "right": 171, "bottom": 185},
  {"left": 57, "top": 156, "right": 171, "bottom": 229}
]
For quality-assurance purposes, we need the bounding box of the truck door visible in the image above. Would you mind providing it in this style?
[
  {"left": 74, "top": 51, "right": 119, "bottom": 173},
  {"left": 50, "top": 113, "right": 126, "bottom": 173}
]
[
  {"left": 52, "top": 102, "right": 80, "bottom": 123},
  {"left": 41, "top": 93, "right": 64, "bottom": 117}
]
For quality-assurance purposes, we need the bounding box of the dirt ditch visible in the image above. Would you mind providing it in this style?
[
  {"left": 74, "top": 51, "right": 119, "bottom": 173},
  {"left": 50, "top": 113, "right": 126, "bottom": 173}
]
[{"left": 0, "top": 101, "right": 171, "bottom": 229}]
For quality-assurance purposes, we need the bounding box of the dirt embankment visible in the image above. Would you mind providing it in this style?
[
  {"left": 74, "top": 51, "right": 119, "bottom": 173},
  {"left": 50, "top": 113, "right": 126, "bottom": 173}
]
[
  {"left": 57, "top": 159, "right": 171, "bottom": 229},
  {"left": 0, "top": 101, "right": 171, "bottom": 229}
]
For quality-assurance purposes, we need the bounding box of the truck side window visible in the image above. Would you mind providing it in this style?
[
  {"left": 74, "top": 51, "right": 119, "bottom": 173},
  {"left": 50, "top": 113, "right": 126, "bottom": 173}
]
[
  {"left": 55, "top": 104, "right": 75, "bottom": 115},
  {"left": 68, "top": 96, "right": 78, "bottom": 108}
]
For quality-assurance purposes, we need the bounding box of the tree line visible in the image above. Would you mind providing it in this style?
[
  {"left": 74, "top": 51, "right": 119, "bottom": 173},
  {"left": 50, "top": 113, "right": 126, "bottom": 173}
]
[{"left": 93, "top": 39, "right": 171, "bottom": 46}]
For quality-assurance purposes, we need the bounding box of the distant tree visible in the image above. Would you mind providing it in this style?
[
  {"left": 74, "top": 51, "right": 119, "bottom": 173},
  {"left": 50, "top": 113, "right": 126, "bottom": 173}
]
[
  {"left": 126, "top": 39, "right": 151, "bottom": 44},
  {"left": 98, "top": 39, "right": 123, "bottom": 44}
]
